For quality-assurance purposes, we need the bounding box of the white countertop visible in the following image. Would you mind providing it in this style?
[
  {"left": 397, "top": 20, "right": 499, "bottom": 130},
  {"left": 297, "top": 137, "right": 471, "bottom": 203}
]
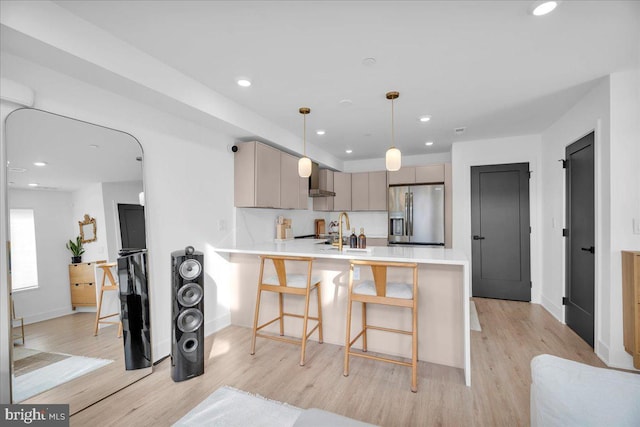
[{"left": 215, "top": 240, "right": 468, "bottom": 266}]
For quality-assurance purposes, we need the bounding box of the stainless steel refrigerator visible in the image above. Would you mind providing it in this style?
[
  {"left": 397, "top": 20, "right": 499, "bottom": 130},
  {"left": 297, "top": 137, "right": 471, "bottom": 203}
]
[{"left": 388, "top": 184, "right": 445, "bottom": 246}]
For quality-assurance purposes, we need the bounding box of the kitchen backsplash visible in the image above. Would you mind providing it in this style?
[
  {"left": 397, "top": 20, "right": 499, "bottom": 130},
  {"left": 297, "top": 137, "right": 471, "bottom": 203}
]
[{"left": 235, "top": 208, "right": 388, "bottom": 244}]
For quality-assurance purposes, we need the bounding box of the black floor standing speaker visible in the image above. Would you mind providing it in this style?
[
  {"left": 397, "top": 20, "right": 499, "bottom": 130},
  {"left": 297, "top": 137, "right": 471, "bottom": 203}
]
[{"left": 171, "top": 246, "right": 204, "bottom": 382}]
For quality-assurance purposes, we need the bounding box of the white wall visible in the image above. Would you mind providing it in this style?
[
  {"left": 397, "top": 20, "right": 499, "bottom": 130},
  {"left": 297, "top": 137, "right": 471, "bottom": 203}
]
[
  {"left": 101, "top": 180, "right": 143, "bottom": 263},
  {"left": 8, "top": 189, "right": 75, "bottom": 324},
  {"left": 0, "top": 53, "right": 236, "bottom": 366},
  {"left": 72, "top": 183, "right": 109, "bottom": 263},
  {"left": 451, "top": 134, "right": 543, "bottom": 304}
]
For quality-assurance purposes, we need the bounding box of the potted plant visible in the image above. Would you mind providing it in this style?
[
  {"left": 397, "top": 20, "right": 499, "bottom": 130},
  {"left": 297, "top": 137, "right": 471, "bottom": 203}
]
[{"left": 66, "top": 236, "right": 85, "bottom": 264}]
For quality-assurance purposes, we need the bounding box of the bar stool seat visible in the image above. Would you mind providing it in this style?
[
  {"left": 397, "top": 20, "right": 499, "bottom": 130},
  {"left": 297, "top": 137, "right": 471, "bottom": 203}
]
[
  {"left": 344, "top": 259, "right": 419, "bottom": 392},
  {"left": 354, "top": 281, "right": 413, "bottom": 299},
  {"left": 94, "top": 262, "right": 123, "bottom": 337},
  {"left": 251, "top": 255, "right": 324, "bottom": 366},
  {"left": 262, "top": 274, "right": 322, "bottom": 288}
]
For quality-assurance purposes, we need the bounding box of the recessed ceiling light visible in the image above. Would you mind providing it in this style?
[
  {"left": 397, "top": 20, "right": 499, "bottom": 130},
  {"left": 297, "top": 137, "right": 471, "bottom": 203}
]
[
  {"left": 9, "top": 167, "right": 26, "bottom": 173},
  {"left": 532, "top": 1, "right": 558, "bottom": 16},
  {"left": 419, "top": 115, "right": 432, "bottom": 123},
  {"left": 316, "top": 130, "right": 326, "bottom": 136},
  {"left": 425, "top": 141, "right": 434, "bottom": 146},
  {"left": 236, "top": 78, "right": 252, "bottom": 87},
  {"left": 339, "top": 99, "right": 353, "bottom": 107},
  {"left": 28, "top": 183, "right": 38, "bottom": 187},
  {"left": 345, "top": 149, "right": 353, "bottom": 154},
  {"left": 33, "top": 161, "right": 47, "bottom": 167},
  {"left": 89, "top": 144, "right": 99, "bottom": 149}
]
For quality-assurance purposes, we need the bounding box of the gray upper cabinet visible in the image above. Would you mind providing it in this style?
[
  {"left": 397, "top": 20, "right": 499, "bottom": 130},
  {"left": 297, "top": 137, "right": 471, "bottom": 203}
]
[
  {"left": 234, "top": 141, "right": 308, "bottom": 209},
  {"left": 235, "top": 141, "right": 280, "bottom": 208},
  {"left": 388, "top": 166, "right": 416, "bottom": 185},
  {"left": 351, "top": 172, "right": 369, "bottom": 211},
  {"left": 351, "top": 171, "right": 386, "bottom": 211},
  {"left": 416, "top": 164, "right": 445, "bottom": 183},
  {"left": 333, "top": 172, "right": 352, "bottom": 211},
  {"left": 389, "top": 164, "right": 445, "bottom": 185},
  {"left": 368, "top": 171, "right": 387, "bottom": 210},
  {"left": 280, "top": 152, "right": 300, "bottom": 209}
]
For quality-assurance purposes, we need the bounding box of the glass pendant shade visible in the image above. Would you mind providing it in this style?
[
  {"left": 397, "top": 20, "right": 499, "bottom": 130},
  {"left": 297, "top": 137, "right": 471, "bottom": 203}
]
[
  {"left": 386, "top": 147, "right": 401, "bottom": 171},
  {"left": 298, "top": 156, "right": 312, "bottom": 178}
]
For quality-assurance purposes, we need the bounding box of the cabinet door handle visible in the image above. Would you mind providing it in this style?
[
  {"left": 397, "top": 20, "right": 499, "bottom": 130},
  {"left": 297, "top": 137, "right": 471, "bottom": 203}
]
[
  {"left": 75, "top": 283, "right": 79, "bottom": 286},
  {"left": 473, "top": 235, "right": 485, "bottom": 240},
  {"left": 581, "top": 246, "right": 595, "bottom": 254}
]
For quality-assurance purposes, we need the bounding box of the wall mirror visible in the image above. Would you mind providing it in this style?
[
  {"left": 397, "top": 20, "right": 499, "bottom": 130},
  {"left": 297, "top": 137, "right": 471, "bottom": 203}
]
[
  {"left": 79, "top": 214, "right": 97, "bottom": 243},
  {"left": 5, "top": 108, "right": 151, "bottom": 414}
]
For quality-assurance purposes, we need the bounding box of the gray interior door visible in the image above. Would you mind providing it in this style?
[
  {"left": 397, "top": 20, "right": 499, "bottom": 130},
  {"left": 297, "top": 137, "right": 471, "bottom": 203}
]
[
  {"left": 565, "top": 132, "right": 595, "bottom": 347},
  {"left": 471, "top": 163, "right": 531, "bottom": 301}
]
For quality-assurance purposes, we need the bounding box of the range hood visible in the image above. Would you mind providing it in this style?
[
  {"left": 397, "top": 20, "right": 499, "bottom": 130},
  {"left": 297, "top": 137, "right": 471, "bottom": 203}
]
[{"left": 309, "top": 162, "right": 336, "bottom": 197}]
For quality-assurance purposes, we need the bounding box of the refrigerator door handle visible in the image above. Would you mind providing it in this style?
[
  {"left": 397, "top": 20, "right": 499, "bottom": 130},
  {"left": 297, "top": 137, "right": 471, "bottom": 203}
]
[
  {"left": 404, "top": 193, "right": 410, "bottom": 236},
  {"left": 409, "top": 192, "right": 414, "bottom": 236}
]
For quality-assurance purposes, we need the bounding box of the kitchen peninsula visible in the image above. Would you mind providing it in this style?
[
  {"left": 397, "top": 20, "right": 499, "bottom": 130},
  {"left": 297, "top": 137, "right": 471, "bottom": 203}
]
[{"left": 214, "top": 240, "right": 470, "bottom": 386}]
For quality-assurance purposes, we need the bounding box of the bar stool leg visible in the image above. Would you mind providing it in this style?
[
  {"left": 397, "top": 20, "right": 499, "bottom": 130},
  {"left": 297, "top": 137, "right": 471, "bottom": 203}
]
[
  {"left": 251, "top": 287, "right": 263, "bottom": 355},
  {"left": 343, "top": 297, "right": 353, "bottom": 376},
  {"left": 411, "top": 266, "right": 418, "bottom": 392},
  {"left": 251, "top": 259, "right": 267, "bottom": 355},
  {"left": 94, "top": 287, "right": 104, "bottom": 336},
  {"left": 299, "top": 286, "right": 312, "bottom": 366},
  {"left": 316, "top": 284, "right": 324, "bottom": 344},
  {"left": 361, "top": 302, "right": 368, "bottom": 352},
  {"left": 278, "top": 293, "right": 285, "bottom": 336},
  {"left": 411, "top": 305, "right": 418, "bottom": 393},
  {"left": 344, "top": 264, "right": 354, "bottom": 377}
]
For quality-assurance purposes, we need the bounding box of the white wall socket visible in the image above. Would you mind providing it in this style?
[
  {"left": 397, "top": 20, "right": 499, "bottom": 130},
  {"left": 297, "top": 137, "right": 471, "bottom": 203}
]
[{"left": 353, "top": 267, "right": 360, "bottom": 280}]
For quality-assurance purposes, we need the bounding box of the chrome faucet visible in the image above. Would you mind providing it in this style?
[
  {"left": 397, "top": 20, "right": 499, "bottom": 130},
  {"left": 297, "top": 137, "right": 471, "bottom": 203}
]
[{"left": 333, "top": 212, "right": 350, "bottom": 251}]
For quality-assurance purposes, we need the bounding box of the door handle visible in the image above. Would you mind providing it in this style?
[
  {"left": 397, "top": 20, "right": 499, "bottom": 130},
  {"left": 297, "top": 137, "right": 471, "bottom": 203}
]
[
  {"left": 473, "top": 235, "right": 485, "bottom": 240},
  {"left": 581, "top": 246, "right": 595, "bottom": 254}
]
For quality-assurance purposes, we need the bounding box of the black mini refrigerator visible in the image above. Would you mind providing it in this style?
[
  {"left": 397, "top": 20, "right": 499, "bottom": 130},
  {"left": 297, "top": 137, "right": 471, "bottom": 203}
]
[{"left": 117, "top": 249, "right": 152, "bottom": 370}]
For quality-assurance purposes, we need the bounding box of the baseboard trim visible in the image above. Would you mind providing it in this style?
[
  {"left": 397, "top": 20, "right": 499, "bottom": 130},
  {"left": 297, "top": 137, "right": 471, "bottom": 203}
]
[
  {"left": 22, "top": 307, "right": 74, "bottom": 325},
  {"left": 596, "top": 339, "right": 610, "bottom": 365},
  {"left": 541, "top": 295, "right": 563, "bottom": 323}
]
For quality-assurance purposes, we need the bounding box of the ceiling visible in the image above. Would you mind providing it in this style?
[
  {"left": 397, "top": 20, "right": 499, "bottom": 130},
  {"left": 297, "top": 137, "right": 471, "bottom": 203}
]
[
  {"left": 10, "top": 1, "right": 640, "bottom": 162},
  {"left": 6, "top": 109, "right": 143, "bottom": 192}
]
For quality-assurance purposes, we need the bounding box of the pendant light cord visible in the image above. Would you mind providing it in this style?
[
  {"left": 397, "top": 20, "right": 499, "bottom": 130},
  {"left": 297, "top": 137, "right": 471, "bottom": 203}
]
[
  {"left": 391, "top": 97, "right": 395, "bottom": 148},
  {"left": 303, "top": 113, "right": 307, "bottom": 156}
]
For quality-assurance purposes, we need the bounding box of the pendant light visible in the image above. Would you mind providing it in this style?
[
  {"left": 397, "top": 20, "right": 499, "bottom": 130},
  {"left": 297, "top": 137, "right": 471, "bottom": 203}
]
[
  {"left": 298, "top": 107, "right": 312, "bottom": 178},
  {"left": 385, "top": 91, "right": 401, "bottom": 171}
]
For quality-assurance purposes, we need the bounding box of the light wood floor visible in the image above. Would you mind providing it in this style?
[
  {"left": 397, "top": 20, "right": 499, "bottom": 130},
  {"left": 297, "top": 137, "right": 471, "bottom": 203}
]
[
  {"left": 13, "top": 312, "right": 150, "bottom": 414},
  {"left": 69, "top": 298, "right": 608, "bottom": 426}
]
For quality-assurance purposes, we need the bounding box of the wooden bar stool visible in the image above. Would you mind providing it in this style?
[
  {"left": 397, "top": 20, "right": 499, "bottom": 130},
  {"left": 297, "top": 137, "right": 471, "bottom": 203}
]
[
  {"left": 251, "top": 255, "right": 324, "bottom": 366},
  {"left": 343, "top": 259, "right": 419, "bottom": 392},
  {"left": 94, "top": 262, "right": 123, "bottom": 337},
  {"left": 11, "top": 294, "right": 25, "bottom": 345}
]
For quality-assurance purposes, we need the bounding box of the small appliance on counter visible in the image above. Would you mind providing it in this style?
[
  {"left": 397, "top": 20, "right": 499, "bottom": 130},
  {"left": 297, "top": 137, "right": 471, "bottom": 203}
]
[
  {"left": 276, "top": 216, "right": 293, "bottom": 241},
  {"left": 314, "top": 219, "right": 326, "bottom": 237}
]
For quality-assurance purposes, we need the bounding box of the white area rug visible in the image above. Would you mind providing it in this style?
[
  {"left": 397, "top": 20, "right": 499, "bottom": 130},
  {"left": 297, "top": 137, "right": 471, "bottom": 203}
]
[
  {"left": 13, "top": 353, "right": 113, "bottom": 402},
  {"left": 470, "top": 301, "right": 482, "bottom": 331},
  {"left": 174, "top": 386, "right": 303, "bottom": 427}
]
